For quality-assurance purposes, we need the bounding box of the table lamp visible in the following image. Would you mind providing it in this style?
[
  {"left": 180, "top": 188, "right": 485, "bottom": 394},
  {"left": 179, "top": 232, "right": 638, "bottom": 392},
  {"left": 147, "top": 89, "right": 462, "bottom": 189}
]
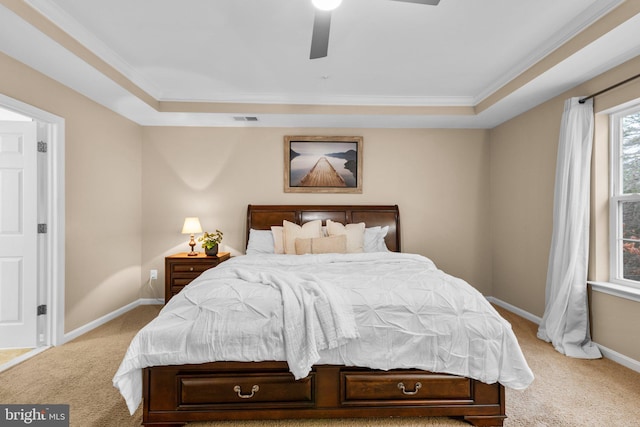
[{"left": 181, "top": 217, "right": 202, "bottom": 256}]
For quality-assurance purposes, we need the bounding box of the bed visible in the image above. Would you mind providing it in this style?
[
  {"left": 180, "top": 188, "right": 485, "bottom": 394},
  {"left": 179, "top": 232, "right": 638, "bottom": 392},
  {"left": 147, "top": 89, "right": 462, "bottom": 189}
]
[{"left": 114, "top": 205, "right": 533, "bottom": 426}]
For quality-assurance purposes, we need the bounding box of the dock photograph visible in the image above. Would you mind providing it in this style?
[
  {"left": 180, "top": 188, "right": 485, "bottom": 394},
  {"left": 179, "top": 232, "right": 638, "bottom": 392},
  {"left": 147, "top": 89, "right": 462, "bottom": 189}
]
[{"left": 284, "top": 136, "right": 362, "bottom": 193}]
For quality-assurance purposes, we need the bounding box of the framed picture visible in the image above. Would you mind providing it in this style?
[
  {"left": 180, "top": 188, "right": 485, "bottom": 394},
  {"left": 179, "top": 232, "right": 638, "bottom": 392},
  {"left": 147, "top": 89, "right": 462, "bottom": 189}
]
[{"left": 284, "top": 136, "right": 363, "bottom": 193}]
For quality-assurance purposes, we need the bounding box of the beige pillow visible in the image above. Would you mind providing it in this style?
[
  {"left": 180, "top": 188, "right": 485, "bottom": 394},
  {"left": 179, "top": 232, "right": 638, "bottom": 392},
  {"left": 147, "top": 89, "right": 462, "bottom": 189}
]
[
  {"left": 282, "top": 220, "right": 322, "bottom": 254},
  {"left": 295, "top": 235, "right": 347, "bottom": 255},
  {"left": 326, "top": 219, "right": 365, "bottom": 253},
  {"left": 271, "top": 226, "right": 284, "bottom": 254}
]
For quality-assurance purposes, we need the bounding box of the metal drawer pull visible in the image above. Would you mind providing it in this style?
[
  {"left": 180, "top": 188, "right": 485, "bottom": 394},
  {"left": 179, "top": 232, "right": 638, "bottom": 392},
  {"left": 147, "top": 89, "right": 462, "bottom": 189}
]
[
  {"left": 189, "top": 267, "right": 194, "bottom": 271},
  {"left": 233, "top": 385, "right": 259, "bottom": 399},
  {"left": 397, "top": 382, "right": 422, "bottom": 395}
]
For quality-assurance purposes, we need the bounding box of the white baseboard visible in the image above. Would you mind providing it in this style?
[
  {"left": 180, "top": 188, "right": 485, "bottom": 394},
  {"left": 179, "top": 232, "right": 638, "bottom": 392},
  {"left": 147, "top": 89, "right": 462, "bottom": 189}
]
[
  {"left": 486, "top": 296, "right": 640, "bottom": 374},
  {"left": 597, "top": 343, "right": 640, "bottom": 373},
  {"left": 62, "top": 298, "right": 163, "bottom": 344},
  {"left": 139, "top": 298, "right": 165, "bottom": 305},
  {"left": 486, "top": 296, "right": 542, "bottom": 325}
]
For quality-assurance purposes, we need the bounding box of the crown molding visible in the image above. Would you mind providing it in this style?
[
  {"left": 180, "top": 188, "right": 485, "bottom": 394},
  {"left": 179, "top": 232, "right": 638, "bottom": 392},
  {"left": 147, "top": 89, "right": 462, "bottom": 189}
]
[
  {"left": 474, "top": 0, "right": 625, "bottom": 105},
  {"left": 24, "top": 0, "right": 163, "bottom": 99}
]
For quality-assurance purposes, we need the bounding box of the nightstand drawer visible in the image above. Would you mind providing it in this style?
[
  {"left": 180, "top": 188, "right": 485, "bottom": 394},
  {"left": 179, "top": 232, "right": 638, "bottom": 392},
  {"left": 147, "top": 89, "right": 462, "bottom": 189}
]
[
  {"left": 172, "top": 263, "right": 216, "bottom": 273},
  {"left": 170, "top": 285, "right": 186, "bottom": 295},
  {"left": 171, "top": 276, "right": 200, "bottom": 286},
  {"left": 170, "top": 269, "right": 213, "bottom": 285}
]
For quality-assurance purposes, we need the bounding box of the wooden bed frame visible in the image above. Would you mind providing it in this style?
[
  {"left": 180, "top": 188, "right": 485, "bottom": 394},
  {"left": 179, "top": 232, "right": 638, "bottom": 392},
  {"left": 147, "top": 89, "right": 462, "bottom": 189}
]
[{"left": 142, "top": 205, "right": 506, "bottom": 426}]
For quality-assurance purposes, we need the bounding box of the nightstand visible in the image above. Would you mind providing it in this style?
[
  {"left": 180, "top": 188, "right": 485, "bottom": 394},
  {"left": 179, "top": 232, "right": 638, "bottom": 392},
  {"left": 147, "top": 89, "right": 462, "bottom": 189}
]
[{"left": 164, "top": 252, "right": 231, "bottom": 302}]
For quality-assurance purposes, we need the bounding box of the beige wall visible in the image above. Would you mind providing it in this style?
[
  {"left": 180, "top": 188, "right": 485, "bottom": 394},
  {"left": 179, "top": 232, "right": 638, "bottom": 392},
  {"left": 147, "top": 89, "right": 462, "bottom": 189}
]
[
  {"left": 591, "top": 292, "right": 640, "bottom": 361},
  {"left": 490, "top": 55, "right": 640, "bottom": 362},
  {"left": 141, "top": 127, "right": 492, "bottom": 296},
  {"left": 489, "top": 100, "right": 560, "bottom": 316},
  {"left": 0, "top": 52, "right": 143, "bottom": 333}
]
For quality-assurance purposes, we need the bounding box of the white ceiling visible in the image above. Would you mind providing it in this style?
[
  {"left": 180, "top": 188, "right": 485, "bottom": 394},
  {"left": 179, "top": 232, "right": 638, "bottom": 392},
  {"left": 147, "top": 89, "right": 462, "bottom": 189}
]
[{"left": 1, "top": 0, "right": 640, "bottom": 128}]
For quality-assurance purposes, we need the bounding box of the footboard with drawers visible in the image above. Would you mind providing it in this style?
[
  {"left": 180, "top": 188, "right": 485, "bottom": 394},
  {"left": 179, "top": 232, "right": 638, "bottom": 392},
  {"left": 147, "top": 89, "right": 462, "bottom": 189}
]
[{"left": 143, "top": 361, "right": 505, "bottom": 426}]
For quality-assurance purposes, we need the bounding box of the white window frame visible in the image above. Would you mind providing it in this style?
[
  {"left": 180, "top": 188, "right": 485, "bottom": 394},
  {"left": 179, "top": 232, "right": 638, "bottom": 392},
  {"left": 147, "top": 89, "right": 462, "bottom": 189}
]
[{"left": 609, "top": 104, "right": 640, "bottom": 290}]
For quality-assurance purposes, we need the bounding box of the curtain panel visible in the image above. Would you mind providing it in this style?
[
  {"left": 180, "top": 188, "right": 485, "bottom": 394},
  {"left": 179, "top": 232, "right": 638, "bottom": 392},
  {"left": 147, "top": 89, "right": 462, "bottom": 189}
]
[{"left": 537, "top": 97, "right": 602, "bottom": 359}]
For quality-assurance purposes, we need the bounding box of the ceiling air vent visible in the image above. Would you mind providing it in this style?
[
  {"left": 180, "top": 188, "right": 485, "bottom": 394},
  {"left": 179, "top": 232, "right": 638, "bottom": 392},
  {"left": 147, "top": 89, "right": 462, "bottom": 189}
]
[{"left": 233, "top": 116, "right": 258, "bottom": 122}]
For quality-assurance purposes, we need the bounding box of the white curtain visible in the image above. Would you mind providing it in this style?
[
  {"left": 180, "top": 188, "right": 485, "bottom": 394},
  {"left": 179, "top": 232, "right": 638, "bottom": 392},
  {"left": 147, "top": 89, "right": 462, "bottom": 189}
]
[{"left": 537, "top": 97, "right": 602, "bottom": 359}]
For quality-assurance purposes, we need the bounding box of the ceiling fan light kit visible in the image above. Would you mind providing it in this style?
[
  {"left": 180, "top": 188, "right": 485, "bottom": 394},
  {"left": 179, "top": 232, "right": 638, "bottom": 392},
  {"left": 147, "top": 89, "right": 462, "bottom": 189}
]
[
  {"left": 312, "top": 0, "right": 343, "bottom": 11},
  {"left": 309, "top": 0, "right": 441, "bottom": 59}
]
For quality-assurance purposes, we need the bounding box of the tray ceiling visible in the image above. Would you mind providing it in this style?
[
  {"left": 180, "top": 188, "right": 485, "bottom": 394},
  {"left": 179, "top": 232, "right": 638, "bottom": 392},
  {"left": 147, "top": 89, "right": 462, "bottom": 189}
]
[{"left": 1, "top": 0, "right": 639, "bottom": 127}]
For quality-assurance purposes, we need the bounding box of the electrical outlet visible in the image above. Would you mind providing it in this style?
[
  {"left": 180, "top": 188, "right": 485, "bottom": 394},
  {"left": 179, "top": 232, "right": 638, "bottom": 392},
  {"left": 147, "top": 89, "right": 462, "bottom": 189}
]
[{"left": 150, "top": 269, "right": 158, "bottom": 280}]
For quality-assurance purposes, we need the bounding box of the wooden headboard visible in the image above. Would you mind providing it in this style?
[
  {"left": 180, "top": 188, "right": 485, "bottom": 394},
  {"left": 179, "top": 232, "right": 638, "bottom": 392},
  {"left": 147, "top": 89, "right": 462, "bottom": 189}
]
[{"left": 246, "top": 205, "right": 401, "bottom": 252}]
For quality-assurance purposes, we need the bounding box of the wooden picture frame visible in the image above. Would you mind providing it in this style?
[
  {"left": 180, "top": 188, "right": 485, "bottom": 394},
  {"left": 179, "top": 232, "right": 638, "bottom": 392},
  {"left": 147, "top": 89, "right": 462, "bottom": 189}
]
[{"left": 284, "top": 136, "right": 363, "bottom": 193}]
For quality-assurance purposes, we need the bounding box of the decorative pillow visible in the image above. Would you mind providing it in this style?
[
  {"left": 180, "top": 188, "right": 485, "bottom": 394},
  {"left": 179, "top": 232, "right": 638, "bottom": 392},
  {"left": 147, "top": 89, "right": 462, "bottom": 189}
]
[
  {"left": 364, "top": 226, "right": 390, "bottom": 252},
  {"left": 326, "top": 220, "right": 365, "bottom": 253},
  {"left": 295, "top": 235, "right": 347, "bottom": 255},
  {"left": 282, "top": 220, "right": 323, "bottom": 254},
  {"left": 245, "top": 229, "right": 275, "bottom": 255},
  {"left": 271, "top": 226, "right": 284, "bottom": 254}
]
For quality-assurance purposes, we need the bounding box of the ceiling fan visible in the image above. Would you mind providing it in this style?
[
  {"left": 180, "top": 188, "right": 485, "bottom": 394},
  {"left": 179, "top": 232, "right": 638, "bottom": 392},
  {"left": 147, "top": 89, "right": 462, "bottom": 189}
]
[{"left": 310, "top": 0, "right": 441, "bottom": 59}]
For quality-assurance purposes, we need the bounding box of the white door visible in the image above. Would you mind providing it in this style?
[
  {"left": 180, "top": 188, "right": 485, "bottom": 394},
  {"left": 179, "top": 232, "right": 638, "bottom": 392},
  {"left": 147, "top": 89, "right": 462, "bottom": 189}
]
[{"left": 0, "top": 121, "right": 37, "bottom": 348}]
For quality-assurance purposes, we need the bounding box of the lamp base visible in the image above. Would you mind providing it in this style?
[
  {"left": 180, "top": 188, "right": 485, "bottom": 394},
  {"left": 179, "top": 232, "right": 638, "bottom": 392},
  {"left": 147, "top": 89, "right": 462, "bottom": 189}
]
[{"left": 188, "top": 235, "right": 198, "bottom": 256}]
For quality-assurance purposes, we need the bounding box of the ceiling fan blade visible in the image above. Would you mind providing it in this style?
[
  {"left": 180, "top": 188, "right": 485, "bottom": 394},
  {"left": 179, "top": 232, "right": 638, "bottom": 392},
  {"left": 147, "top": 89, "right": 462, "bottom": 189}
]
[
  {"left": 389, "top": 0, "right": 440, "bottom": 5},
  {"left": 310, "top": 10, "right": 332, "bottom": 59}
]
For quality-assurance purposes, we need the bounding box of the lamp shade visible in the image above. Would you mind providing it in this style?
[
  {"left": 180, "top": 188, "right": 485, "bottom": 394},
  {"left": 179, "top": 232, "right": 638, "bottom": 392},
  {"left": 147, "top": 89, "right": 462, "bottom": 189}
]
[{"left": 181, "top": 217, "right": 202, "bottom": 234}]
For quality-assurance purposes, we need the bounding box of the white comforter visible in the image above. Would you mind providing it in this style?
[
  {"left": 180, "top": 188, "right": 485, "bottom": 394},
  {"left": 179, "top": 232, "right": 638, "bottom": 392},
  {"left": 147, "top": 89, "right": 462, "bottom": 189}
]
[{"left": 114, "top": 252, "right": 534, "bottom": 414}]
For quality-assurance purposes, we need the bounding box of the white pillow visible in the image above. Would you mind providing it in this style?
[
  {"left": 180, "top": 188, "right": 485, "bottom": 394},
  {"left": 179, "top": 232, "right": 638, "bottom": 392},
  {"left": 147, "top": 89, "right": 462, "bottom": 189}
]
[
  {"left": 271, "top": 226, "right": 284, "bottom": 254},
  {"left": 246, "top": 229, "right": 275, "bottom": 255},
  {"left": 364, "top": 226, "right": 390, "bottom": 252},
  {"left": 282, "top": 220, "right": 323, "bottom": 254},
  {"left": 326, "top": 219, "right": 365, "bottom": 253}
]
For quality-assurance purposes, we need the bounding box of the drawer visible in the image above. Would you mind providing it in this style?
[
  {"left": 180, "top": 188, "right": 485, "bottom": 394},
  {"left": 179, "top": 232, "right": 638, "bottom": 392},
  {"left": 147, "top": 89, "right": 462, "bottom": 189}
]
[
  {"left": 341, "top": 370, "right": 472, "bottom": 405},
  {"left": 178, "top": 372, "right": 314, "bottom": 409},
  {"left": 171, "top": 263, "right": 216, "bottom": 273},
  {"left": 170, "top": 275, "right": 201, "bottom": 286},
  {"left": 170, "top": 285, "right": 186, "bottom": 296}
]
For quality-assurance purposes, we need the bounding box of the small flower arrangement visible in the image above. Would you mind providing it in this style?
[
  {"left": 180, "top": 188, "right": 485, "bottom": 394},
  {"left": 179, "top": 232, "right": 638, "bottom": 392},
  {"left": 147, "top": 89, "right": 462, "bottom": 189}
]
[{"left": 198, "top": 229, "right": 223, "bottom": 253}]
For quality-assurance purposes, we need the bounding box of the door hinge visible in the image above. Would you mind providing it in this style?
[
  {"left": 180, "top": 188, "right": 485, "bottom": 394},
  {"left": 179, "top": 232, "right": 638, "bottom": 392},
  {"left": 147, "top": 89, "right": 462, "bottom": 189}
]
[
  {"left": 37, "top": 305, "right": 47, "bottom": 316},
  {"left": 37, "top": 141, "right": 47, "bottom": 153},
  {"left": 38, "top": 224, "right": 47, "bottom": 234}
]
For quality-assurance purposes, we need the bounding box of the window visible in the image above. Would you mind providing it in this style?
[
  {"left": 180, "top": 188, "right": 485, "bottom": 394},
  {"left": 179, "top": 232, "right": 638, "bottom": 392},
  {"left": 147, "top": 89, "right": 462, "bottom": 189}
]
[{"left": 610, "top": 106, "right": 640, "bottom": 287}]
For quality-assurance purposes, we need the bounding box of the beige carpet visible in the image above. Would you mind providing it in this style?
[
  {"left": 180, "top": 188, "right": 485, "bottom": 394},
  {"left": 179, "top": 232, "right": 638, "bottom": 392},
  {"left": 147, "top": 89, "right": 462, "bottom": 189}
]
[{"left": 1, "top": 305, "right": 639, "bottom": 427}]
